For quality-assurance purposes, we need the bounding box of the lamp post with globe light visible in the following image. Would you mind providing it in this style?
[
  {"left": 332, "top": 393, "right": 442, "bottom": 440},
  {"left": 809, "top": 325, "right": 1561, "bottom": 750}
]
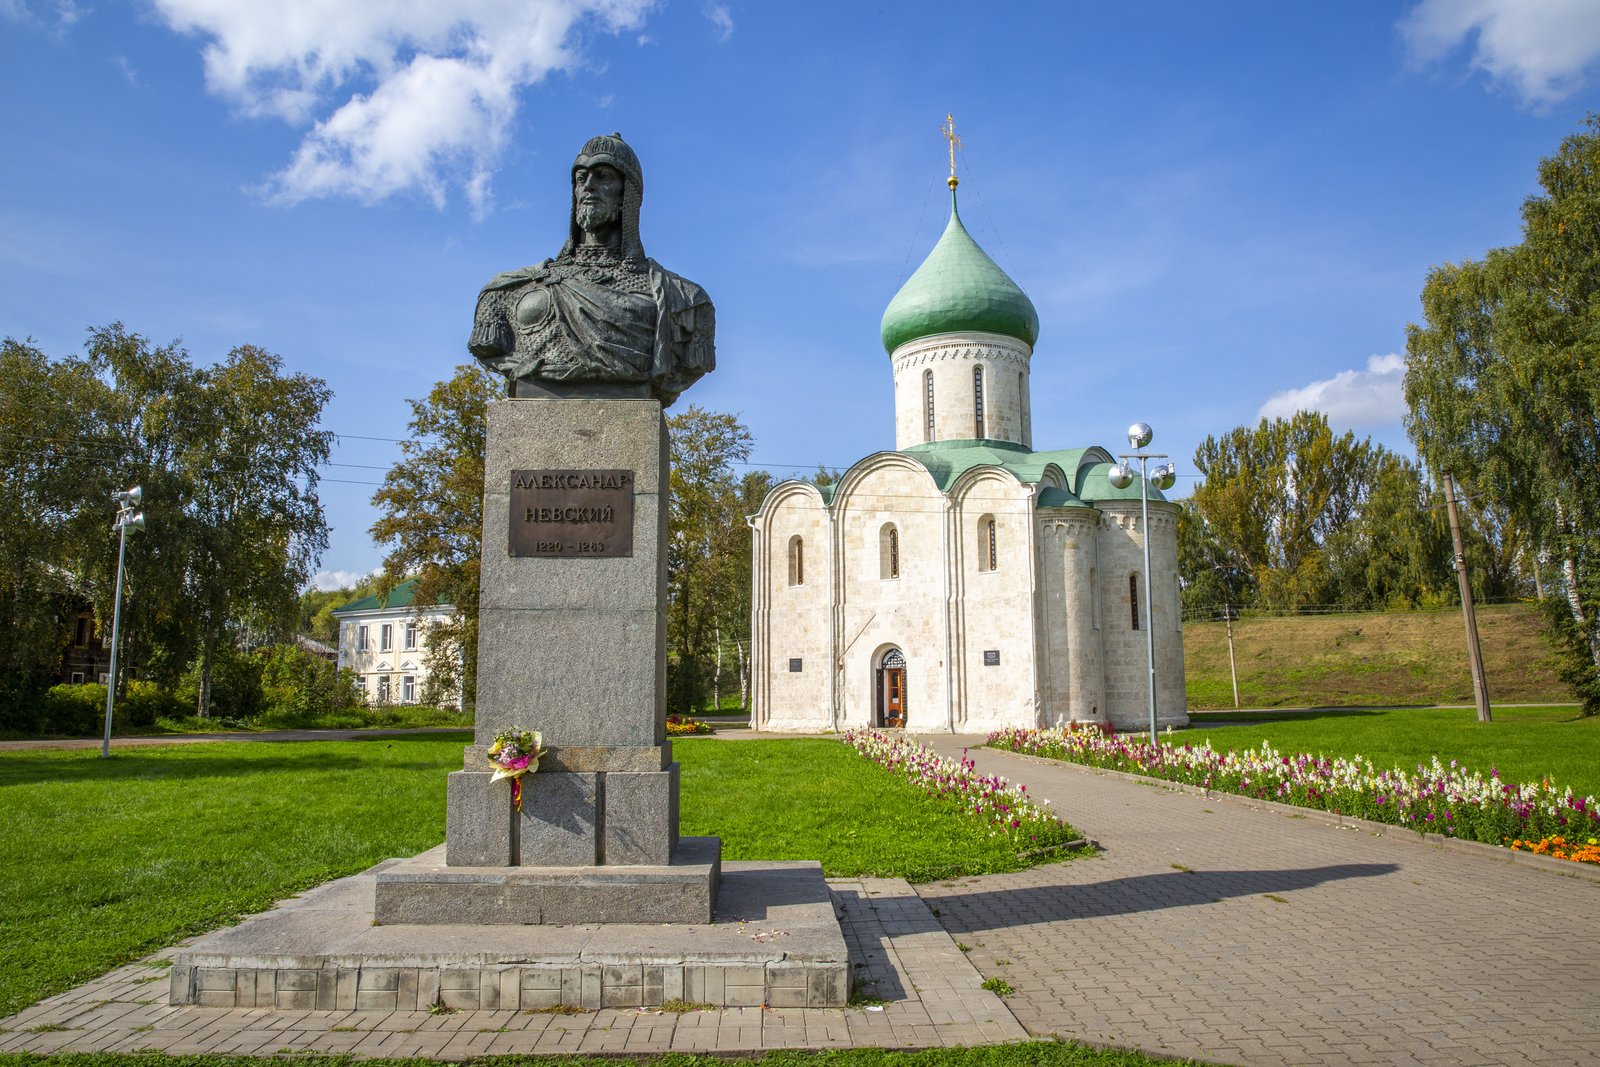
[
  {"left": 1106, "top": 424, "right": 1177, "bottom": 745},
  {"left": 101, "top": 487, "right": 145, "bottom": 758}
]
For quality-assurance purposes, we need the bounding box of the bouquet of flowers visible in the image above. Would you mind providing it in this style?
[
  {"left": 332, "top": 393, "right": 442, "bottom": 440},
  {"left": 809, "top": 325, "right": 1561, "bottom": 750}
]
[{"left": 487, "top": 729, "right": 542, "bottom": 812}]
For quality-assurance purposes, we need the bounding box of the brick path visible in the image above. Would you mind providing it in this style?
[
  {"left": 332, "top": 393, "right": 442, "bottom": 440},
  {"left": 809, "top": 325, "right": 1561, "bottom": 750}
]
[{"left": 915, "top": 736, "right": 1600, "bottom": 1067}]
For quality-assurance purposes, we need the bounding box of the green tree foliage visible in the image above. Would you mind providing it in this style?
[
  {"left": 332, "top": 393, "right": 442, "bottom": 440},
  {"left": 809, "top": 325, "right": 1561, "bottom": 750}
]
[
  {"left": 0, "top": 339, "right": 106, "bottom": 728},
  {"left": 1186, "top": 411, "right": 1474, "bottom": 616},
  {"left": 0, "top": 325, "right": 334, "bottom": 725},
  {"left": 665, "top": 406, "right": 764, "bottom": 712},
  {"left": 1405, "top": 115, "right": 1600, "bottom": 710},
  {"left": 369, "top": 363, "right": 499, "bottom": 710},
  {"left": 1175, "top": 500, "right": 1250, "bottom": 621},
  {"left": 182, "top": 344, "right": 334, "bottom": 714},
  {"left": 298, "top": 574, "right": 382, "bottom": 644}
]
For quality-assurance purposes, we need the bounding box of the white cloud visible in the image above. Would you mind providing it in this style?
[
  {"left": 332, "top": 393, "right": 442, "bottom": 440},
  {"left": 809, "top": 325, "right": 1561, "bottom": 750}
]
[
  {"left": 308, "top": 568, "right": 377, "bottom": 592},
  {"left": 1257, "top": 353, "right": 1408, "bottom": 429},
  {"left": 115, "top": 55, "right": 141, "bottom": 86},
  {"left": 1401, "top": 0, "right": 1600, "bottom": 106},
  {"left": 1, "top": 0, "right": 81, "bottom": 31},
  {"left": 149, "top": 0, "right": 658, "bottom": 210},
  {"left": 702, "top": 2, "right": 733, "bottom": 43}
]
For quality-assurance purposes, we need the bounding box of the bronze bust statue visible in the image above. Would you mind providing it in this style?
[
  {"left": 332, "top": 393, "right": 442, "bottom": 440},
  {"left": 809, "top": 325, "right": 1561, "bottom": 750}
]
[{"left": 469, "top": 134, "right": 715, "bottom": 406}]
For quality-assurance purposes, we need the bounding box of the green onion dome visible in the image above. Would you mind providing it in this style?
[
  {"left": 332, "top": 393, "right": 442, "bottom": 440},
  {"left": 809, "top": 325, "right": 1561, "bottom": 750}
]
[{"left": 880, "top": 191, "right": 1039, "bottom": 354}]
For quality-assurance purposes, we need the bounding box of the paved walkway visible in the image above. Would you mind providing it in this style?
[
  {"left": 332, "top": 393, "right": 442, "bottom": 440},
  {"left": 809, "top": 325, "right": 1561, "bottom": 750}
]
[
  {"left": 916, "top": 736, "right": 1600, "bottom": 1067},
  {"left": 4, "top": 730, "right": 1599, "bottom": 1064}
]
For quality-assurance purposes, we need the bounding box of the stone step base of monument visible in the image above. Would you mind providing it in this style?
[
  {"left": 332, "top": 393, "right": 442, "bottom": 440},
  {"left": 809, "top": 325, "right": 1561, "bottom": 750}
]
[
  {"left": 167, "top": 853, "right": 849, "bottom": 1010},
  {"left": 375, "top": 837, "right": 720, "bottom": 925}
]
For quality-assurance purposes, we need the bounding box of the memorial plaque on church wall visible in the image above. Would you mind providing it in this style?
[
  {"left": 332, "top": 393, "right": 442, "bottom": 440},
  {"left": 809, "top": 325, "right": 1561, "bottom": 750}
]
[{"left": 509, "top": 468, "right": 635, "bottom": 558}]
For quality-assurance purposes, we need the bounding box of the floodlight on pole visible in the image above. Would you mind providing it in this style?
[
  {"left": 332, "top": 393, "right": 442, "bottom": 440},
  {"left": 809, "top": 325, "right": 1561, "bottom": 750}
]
[
  {"left": 101, "top": 487, "right": 145, "bottom": 759},
  {"left": 1113, "top": 426, "right": 1173, "bottom": 746}
]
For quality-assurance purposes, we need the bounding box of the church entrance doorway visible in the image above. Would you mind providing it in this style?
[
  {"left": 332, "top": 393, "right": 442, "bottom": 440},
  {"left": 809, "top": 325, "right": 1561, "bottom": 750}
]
[{"left": 876, "top": 648, "right": 906, "bottom": 728}]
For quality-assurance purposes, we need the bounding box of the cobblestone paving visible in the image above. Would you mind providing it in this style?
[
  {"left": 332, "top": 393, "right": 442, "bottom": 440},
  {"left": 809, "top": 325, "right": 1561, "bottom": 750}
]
[
  {"left": 914, "top": 735, "right": 1600, "bottom": 1067},
  {"left": 0, "top": 877, "right": 1023, "bottom": 1057}
]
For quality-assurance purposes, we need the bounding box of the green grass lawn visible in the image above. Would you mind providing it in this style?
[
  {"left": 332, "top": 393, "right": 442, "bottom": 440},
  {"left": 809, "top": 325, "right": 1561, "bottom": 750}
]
[
  {"left": 0, "top": 733, "right": 472, "bottom": 1019},
  {"left": 1170, "top": 705, "right": 1600, "bottom": 796},
  {"left": 0, "top": 1042, "right": 1216, "bottom": 1067},
  {"left": 0, "top": 735, "right": 1081, "bottom": 1019},
  {"left": 676, "top": 738, "right": 1082, "bottom": 881},
  {"left": 1182, "top": 603, "right": 1573, "bottom": 709}
]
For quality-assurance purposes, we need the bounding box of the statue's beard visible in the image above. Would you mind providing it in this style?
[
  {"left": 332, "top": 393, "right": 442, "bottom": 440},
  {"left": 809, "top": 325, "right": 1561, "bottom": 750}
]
[{"left": 576, "top": 201, "right": 621, "bottom": 235}]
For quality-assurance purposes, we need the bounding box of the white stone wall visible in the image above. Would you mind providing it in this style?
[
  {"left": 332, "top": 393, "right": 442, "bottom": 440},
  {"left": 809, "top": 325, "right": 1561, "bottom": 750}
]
[
  {"left": 1036, "top": 508, "right": 1105, "bottom": 725},
  {"left": 949, "top": 471, "right": 1041, "bottom": 732},
  {"left": 833, "top": 459, "right": 951, "bottom": 731},
  {"left": 890, "top": 332, "right": 1033, "bottom": 449},
  {"left": 749, "top": 448, "right": 1188, "bottom": 737},
  {"left": 750, "top": 482, "right": 834, "bottom": 732},
  {"left": 1093, "top": 501, "right": 1188, "bottom": 731}
]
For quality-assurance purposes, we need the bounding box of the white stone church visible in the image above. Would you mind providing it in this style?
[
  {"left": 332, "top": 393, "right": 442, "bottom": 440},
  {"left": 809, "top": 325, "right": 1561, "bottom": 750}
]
[{"left": 749, "top": 176, "right": 1187, "bottom": 734}]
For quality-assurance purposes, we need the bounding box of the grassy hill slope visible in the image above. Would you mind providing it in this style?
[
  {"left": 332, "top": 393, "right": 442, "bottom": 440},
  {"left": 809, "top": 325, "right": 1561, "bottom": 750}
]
[{"left": 1183, "top": 602, "right": 1574, "bottom": 710}]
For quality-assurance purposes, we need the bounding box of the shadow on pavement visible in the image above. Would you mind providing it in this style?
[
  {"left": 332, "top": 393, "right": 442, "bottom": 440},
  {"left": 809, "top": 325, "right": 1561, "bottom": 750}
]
[{"left": 930, "top": 863, "right": 1400, "bottom": 929}]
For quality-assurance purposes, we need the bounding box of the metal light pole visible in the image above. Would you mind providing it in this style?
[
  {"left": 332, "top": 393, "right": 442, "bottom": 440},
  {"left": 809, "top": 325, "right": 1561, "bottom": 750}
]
[
  {"left": 1107, "top": 424, "right": 1177, "bottom": 746},
  {"left": 101, "top": 487, "right": 145, "bottom": 759}
]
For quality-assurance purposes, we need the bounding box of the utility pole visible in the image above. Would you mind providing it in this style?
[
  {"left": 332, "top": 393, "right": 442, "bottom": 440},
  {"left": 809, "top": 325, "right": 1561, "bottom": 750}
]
[
  {"left": 1224, "top": 599, "right": 1240, "bottom": 710},
  {"left": 1443, "top": 473, "right": 1491, "bottom": 723}
]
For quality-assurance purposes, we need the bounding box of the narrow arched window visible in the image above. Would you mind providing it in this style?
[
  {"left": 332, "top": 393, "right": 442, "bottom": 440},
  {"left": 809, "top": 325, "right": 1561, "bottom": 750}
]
[
  {"left": 788, "top": 535, "right": 804, "bottom": 586},
  {"left": 977, "top": 514, "right": 997, "bottom": 572},
  {"left": 880, "top": 523, "right": 900, "bottom": 579},
  {"left": 1019, "top": 370, "right": 1028, "bottom": 441},
  {"left": 924, "top": 369, "right": 935, "bottom": 441},
  {"left": 973, "top": 366, "right": 985, "bottom": 439},
  {"left": 1130, "top": 573, "right": 1141, "bottom": 630}
]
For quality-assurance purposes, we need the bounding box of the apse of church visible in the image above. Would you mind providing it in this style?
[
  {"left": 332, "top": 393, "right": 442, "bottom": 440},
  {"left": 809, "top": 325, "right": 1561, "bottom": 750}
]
[{"left": 750, "top": 121, "right": 1186, "bottom": 734}]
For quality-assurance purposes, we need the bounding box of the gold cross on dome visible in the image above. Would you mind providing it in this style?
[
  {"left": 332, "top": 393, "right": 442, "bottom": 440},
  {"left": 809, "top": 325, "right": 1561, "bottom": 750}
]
[{"left": 940, "top": 113, "right": 962, "bottom": 189}]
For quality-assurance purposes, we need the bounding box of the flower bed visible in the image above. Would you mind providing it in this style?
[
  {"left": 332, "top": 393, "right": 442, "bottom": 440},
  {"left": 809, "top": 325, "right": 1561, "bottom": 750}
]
[
  {"left": 1510, "top": 835, "right": 1600, "bottom": 865},
  {"left": 666, "top": 714, "right": 715, "bottom": 736},
  {"left": 988, "top": 726, "right": 1600, "bottom": 856},
  {"left": 844, "top": 729, "right": 1079, "bottom": 852}
]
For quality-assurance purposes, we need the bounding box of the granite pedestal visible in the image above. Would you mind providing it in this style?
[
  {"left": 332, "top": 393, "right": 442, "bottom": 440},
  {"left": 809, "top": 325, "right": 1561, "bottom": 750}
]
[
  {"left": 171, "top": 854, "right": 847, "bottom": 1010},
  {"left": 370, "top": 398, "right": 720, "bottom": 924}
]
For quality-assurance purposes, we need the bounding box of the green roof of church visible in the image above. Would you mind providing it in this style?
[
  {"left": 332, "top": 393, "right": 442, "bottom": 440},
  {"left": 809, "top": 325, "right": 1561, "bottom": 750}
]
[
  {"left": 880, "top": 191, "right": 1039, "bottom": 354},
  {"left": 900, "top": 439, "right": 1167, "bottom": 505}
]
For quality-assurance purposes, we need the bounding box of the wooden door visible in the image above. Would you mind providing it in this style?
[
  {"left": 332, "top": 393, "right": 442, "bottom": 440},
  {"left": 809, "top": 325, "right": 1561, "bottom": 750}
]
[{"left": 883, "top": 668, "right": 905, "bottom": 727}]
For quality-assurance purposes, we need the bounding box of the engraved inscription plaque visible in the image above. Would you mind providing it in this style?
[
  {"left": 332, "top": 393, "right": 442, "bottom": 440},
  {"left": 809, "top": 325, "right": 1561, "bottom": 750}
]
[
  {"left": 509, "top": 469, "right": 635, "bottom": 558},
  {"left": 983, "top": 649, "right": 1000, "bottom": 666}
]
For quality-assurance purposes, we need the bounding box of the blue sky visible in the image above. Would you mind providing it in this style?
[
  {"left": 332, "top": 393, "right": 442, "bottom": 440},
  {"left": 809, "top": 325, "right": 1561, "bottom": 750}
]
[{"left": 4, "top": 1, "right": 1599, "bottom": 588}]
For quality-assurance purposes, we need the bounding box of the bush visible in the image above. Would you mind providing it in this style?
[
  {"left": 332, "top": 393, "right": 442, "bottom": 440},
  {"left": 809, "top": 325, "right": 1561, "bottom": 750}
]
[
  {"left": 120, "top": 680, "right": 185, "bottom": 728},
  {"left": 41, "top": 683, "right": 105, "bottom": 737},
  {"left": 257, "top": 643, "right": 358, "bottom": 724},
  {"left": 35, "top": 681, "right": 187, "bottom": 736}
]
